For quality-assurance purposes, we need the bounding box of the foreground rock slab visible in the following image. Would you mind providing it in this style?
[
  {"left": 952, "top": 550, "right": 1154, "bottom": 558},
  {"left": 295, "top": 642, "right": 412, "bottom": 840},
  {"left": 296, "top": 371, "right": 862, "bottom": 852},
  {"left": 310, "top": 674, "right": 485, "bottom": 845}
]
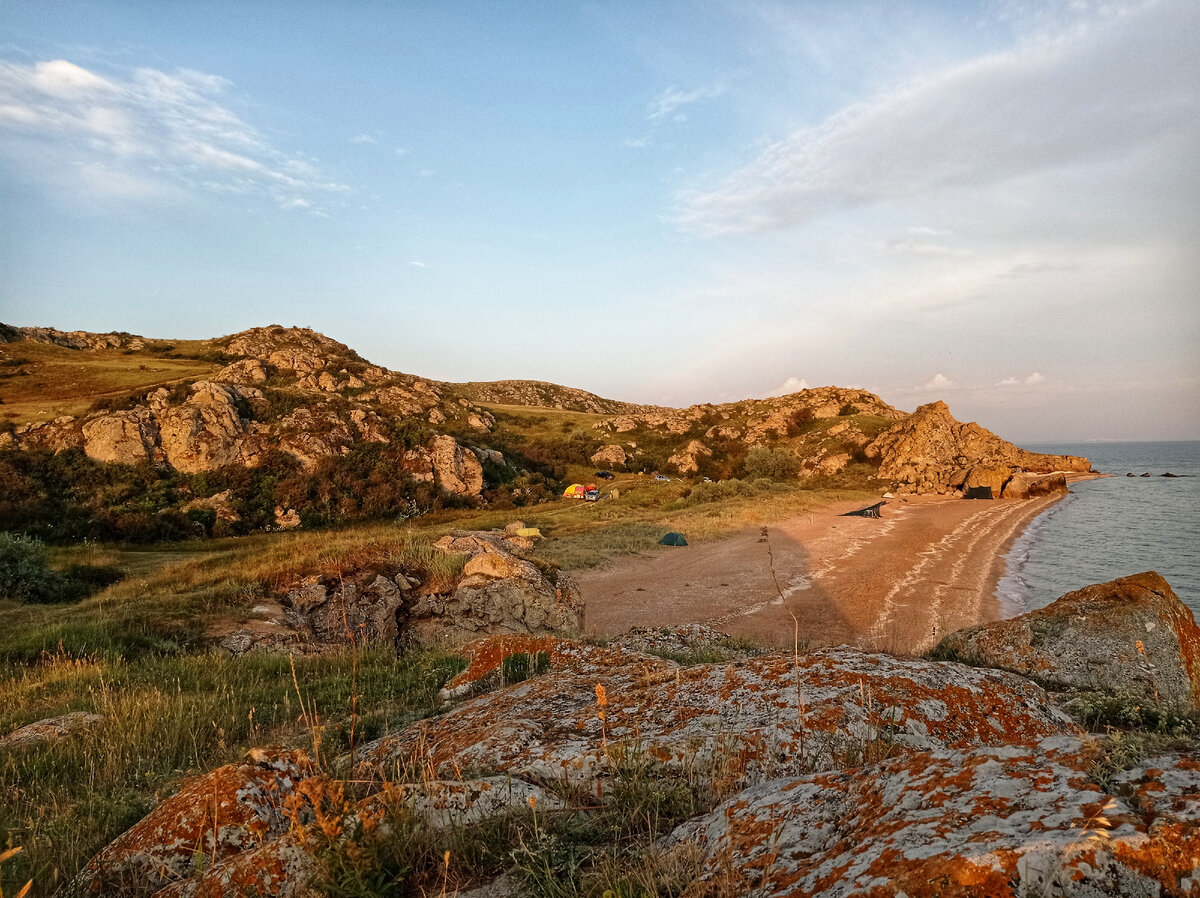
[
  {"left": 362, "top": 637, "right": 1080, "bottom": 788},
  {"left": 937, "top": 571, "right": 1200, "bottom": 711},
  {"left": 671, "top": 736, "right": 1200, "bottom": 898}
]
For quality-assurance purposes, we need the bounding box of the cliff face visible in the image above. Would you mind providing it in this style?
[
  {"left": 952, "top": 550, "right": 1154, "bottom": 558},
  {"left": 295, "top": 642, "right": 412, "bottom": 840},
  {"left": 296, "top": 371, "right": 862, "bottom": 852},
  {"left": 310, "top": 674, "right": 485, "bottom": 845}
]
[{"left": 865, "top": 400, "right": 1091, "bottom": 494}]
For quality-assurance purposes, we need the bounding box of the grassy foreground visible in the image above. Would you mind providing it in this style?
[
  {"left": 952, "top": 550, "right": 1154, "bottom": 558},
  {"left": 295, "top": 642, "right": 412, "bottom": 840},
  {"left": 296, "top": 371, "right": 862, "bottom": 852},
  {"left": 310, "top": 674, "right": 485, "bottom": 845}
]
[{"left": 0, "top": 474, "right": 883, "bottom": 896}]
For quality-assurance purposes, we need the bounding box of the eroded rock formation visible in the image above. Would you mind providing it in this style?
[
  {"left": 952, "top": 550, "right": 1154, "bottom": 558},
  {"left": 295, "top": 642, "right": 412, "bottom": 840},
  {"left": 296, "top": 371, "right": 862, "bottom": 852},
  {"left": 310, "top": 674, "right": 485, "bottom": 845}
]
[{"left": 866, "top": 400, "right": 1091, "bottom": 494}]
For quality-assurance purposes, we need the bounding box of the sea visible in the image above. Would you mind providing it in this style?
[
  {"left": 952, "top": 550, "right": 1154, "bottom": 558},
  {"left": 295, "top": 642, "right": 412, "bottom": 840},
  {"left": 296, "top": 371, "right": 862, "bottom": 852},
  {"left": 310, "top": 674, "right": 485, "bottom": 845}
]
[{"left": 997, "top": 441, "right": 1200, "bottom": 619}]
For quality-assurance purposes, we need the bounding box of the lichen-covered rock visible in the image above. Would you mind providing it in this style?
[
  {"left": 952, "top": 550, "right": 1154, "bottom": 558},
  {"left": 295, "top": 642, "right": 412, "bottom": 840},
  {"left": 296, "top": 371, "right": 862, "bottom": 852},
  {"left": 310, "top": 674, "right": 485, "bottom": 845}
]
[
  {"left": 937, "top": 572, "right": 1200, "bottom": 711},
  {"left": 362, "top": 641, "right": 1079, "bottom": 789},
  {"left": 406, "top": 543, "right": 583, "bottom": 647},
  {"left": 0, "top": 712, "right": 103, "bottom": 749},
  {"left": 77, "top": 748, "right": 313, "bottom": 896},
  {"left": 865, "top": 401, "right": 1090, "bottom": 494},
  {"left": 279, "top": 573, "right": 408, "bottom": 649},
  {"left": 670, "top": 736, "right": 1200, "bottom": 897},
  {"left": 214, "top": 358, "right": 267, "bottom": 385}
]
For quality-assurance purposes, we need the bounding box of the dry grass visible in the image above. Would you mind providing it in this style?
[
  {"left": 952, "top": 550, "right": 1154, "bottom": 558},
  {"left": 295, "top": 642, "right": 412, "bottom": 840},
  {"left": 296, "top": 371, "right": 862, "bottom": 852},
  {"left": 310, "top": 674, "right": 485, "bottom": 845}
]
[{"left": 0, "top": 340, "right": 216, "bottom": 425}]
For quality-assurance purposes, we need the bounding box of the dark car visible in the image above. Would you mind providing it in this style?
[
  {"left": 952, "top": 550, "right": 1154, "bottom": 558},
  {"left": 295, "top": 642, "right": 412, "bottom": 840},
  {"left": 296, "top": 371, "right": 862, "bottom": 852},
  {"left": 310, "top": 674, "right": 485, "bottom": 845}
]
[{"left": 594, "top": 471, "right": 615, "bottom": 480}]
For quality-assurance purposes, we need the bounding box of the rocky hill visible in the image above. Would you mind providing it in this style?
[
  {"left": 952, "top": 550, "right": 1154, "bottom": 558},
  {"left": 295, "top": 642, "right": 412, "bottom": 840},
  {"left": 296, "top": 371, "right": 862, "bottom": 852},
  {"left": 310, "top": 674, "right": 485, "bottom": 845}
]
[
  {"left": 0, "top": 322, "right": 1091, "bottom": 535},
  {"left": 451, "top": 379, "right": 659, "bottom": 416}
]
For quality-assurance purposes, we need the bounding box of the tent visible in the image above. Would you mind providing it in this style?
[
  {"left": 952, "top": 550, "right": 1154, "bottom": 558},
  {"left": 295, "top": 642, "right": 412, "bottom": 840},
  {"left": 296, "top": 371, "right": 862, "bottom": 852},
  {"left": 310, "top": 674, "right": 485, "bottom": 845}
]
[
  {"left": 964, "top": 486, "right": 993, "bottom": 500},
  {"left": 563, "top": 484, "right": 587, "bottom": 499},
  {"left": 515, "top": 527, "right": 542, "bottom": 538},
  {"left": 659, "top": 532, "right": 688, "bottom": 546},
  {"left": 842, "top": 501, "right": 884, "bottom": 518}
]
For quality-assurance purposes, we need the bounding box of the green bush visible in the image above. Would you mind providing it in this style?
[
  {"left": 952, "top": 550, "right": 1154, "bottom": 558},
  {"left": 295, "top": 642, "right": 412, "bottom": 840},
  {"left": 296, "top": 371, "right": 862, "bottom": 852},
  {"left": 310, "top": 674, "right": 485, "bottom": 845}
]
[
  {"left": 0, "top": 532, "right": 65, "bottom": 602},
  {"left": 742, "top": 447, "right": 800, "bottom": 480}
]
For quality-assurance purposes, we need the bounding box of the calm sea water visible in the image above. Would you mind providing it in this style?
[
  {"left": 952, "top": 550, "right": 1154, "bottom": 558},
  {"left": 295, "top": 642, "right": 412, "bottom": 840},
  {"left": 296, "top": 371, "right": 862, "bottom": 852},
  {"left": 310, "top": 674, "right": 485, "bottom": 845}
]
[{"left": 997, "top": 441, "right": 1200, "bottom": 618}]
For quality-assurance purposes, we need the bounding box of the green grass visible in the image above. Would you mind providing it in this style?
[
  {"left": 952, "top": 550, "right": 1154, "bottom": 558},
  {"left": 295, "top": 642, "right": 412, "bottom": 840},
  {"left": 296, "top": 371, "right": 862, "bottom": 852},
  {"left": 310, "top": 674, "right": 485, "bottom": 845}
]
[{"left": 0, "top": 647, "right": 466, "bottom": 895}]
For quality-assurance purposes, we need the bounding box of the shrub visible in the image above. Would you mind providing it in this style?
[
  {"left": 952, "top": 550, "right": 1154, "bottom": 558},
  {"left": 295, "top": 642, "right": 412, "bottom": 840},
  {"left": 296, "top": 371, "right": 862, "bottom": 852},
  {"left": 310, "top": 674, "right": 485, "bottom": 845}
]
[
  {"left": 743, "top": 447, "right": 800, "bottom": 480},
  {"left": 839, "top": 403, "right": 860, "bottom": 416},
  {"left": 0, "top": 533, "right": 66, "bottom": 603}
]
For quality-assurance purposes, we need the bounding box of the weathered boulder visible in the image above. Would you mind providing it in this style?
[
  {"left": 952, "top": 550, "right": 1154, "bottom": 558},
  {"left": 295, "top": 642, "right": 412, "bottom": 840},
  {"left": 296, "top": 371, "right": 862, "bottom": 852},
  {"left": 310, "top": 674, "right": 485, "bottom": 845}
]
[
  {"left": 590, "top": 443, "right": 628, "bottom": 468},
  {"left": 429, "top": 434, "right": 484, "bottom": 497},
  {"left": 81, "top": 409, "right": 159, "bottom": 464},
  {"left": 668, "top": 439, "right": 711, "bottom": 474},
  {"left": 362, "top": 639, "right": 1079, "bottom": 787},
  {"left": 0, "top": 712, "right": 103, "bottom": 750},
  {"left": 937, "top": 572, "right": 1200, "bottom": 711},
  {"left": 406, "top": 544, "right": 583, "bottom": 648},
  {"left": 214, "top": 358, "right": 267, "bottom": 385},
  {"left": 670, "top": 736, "right": 1200, "bottom": 897},
  {"left": 1003, "top": 470, "right": 1069, "bottom": 499},
  {"left": 279, "top": 573, "right": 409, "bottom": 649},
  {"left": 181, "top": 489, "right": 241, "bottom": 523},
  {"left": 158, "top": 382, "right": 247, "bottom": 473},
  {"left": 76, "top": 748, "right": 313, "bottom": 896},
  {"left": 962, "top": 464, "right": 1010, "bottom": 496},
  {"left": 866, "top": 401, "right": 1090, "bottom": 494}
]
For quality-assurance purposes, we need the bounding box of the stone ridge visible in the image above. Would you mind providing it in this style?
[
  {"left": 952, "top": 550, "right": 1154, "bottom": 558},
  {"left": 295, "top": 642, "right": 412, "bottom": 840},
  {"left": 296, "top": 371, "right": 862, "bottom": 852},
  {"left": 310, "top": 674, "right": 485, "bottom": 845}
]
[
  {"left": 0, "top": 323, "right": 147, "bottom": 351},
  {"left": 449, "top": 379, "right": 663, "bottom": 415}
]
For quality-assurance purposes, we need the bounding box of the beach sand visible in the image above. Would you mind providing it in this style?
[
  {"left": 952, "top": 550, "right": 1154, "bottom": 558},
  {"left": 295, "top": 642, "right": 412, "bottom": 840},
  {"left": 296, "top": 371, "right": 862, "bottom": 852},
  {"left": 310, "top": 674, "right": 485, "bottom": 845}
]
[{"left": 579, "top": 488, "right": 1087, "bottom": 655}]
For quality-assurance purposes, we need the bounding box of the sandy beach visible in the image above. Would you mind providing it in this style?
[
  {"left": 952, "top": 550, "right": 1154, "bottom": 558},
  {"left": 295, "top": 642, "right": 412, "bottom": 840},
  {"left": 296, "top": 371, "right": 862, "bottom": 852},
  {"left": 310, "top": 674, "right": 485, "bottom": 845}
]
[{"left": 579, "top": 486, "right": 1093, "bottom": 655}]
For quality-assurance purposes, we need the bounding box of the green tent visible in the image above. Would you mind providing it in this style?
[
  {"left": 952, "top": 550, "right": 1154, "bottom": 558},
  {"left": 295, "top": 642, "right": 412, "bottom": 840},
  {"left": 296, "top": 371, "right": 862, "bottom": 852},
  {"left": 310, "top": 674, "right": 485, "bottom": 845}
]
[{"left": 659, "top": 532, "right": 688, "bottom": 546}]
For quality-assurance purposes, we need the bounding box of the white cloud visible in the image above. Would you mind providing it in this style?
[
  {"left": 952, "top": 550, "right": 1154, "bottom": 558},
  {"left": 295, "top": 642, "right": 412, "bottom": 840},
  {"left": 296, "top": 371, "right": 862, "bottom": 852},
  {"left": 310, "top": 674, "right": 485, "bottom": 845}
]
[
  {"left": 766, "top": 375, "right": 809, "bottom": 397},
  {"left": 923, "top": 373, "right": 954, "bottom": 391},
  {"left": 997, "top": 376, "right": 1021, "bottom": 387},
  {"left": 1024, "top": 371, "right": 1046, "bottom": 385},
  {"left": 675, "top": 0, "right": 1199, "bottom": 235},
  {"left": 409, "top": 260, "right": 426, "bottom": 268},
  {"left": 623, "top": 137, "right": 649, "bottom": 149},
  {"left": 647, "top": 80, "right": 726, "bottom": 122},
  {"left": 350, "top": 132, "right": 378, "bottom": 144},
  {"left": 0, "top": 57, "right": 347, "bottom": 210}
]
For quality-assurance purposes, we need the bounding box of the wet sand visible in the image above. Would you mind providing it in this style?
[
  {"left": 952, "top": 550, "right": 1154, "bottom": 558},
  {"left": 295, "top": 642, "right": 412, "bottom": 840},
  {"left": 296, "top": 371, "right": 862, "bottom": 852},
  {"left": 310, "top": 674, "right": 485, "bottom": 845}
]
[{"left": 579, "top": 487, "right": 1089, "bottom": 655}]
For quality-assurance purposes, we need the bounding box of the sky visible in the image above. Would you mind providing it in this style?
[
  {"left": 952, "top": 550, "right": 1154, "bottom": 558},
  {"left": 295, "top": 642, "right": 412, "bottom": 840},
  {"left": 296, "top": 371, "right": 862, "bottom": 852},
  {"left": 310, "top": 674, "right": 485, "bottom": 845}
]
[{"left": 0, "top": 0, "right": 1197, "bottom": 442}]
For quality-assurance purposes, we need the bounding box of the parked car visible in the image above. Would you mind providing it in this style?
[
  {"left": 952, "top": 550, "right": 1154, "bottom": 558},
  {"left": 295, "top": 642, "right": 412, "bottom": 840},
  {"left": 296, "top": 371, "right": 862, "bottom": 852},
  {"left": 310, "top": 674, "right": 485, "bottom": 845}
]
[
  {"left": 655, "top": 474, "right": 671, "bottom": 482},
  {"left": 585, "top": 489, "right": 600, "bottom": 502},
  {"left": 594, "top": 471, "right": 615, "bottom": 480}
]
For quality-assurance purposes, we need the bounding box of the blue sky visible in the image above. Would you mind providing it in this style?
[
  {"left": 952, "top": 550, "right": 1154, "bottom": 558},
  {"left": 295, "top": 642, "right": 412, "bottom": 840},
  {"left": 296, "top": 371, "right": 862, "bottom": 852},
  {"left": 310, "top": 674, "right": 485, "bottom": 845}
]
[{"left": 1, "top": 0, "right": 1196, "bottom": 441}]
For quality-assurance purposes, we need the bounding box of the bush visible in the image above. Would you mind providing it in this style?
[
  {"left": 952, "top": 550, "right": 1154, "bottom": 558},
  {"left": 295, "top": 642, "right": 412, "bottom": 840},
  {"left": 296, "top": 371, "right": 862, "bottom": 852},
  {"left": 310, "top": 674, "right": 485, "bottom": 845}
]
[
  {"left": 742, "top": 447, "right": 800, "bottom": 480},
  {"left": 0, "top": 533, "right": 66, "bottom": 602},
  {"left": 839, "top": 403, "right": 860, "bottom": 417}
]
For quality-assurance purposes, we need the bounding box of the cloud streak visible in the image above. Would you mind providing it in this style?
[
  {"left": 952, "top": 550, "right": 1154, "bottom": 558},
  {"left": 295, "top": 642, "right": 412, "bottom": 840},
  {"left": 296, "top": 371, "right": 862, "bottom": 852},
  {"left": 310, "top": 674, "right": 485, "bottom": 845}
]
[
  {"left": 647, "top": 79, "right": 726, "bottom": 122},
  {"left": 674, "top": 0, "right": 1198, "bottom": 235},
  {"left": 0, "top": 58, "right": 347, "bottom": 209}
]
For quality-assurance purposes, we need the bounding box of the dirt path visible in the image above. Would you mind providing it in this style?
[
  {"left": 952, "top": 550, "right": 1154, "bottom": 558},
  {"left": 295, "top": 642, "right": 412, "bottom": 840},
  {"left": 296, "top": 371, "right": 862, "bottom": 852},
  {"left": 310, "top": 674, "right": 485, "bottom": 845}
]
[{"left": 579, "top": 492, "right": 1070, "bottom": 655}]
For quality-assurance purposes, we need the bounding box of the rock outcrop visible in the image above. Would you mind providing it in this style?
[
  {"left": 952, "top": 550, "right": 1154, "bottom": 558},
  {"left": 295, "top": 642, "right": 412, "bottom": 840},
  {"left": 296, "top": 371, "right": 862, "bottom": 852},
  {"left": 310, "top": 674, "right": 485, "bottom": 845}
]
[
  {"left": 936, "top": 571, "right": 1200, "bottom": 711},
  {"left": 589, "top": 443, "right": 628, "bottom": 468},
  {"left": 78, "top": 573, "right": 1200, "bottom": 897},
  {"left": 0, "top": 712, "right": 103, "bottom": 750},
  {"left": 406, "top": 534, "right": 583, "bottom": 648},
  {"left": 671, "top": 735, "right": 1200, "bottom": 897},
  {"left": 865, "top": 401, "right": 1091, "bottom": 494}
]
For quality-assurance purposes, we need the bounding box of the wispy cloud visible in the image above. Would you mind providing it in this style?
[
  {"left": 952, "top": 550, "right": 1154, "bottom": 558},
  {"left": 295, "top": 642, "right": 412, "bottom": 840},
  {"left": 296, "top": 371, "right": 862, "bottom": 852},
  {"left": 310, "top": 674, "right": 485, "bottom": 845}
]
[
  {"left": 647, "top": 79, "right": 726, "bottom": 122},
  {"left": 675, "top": 0, "right": 1198, "bottom": 235},
  {"left": 0, "top": 58, "right": 348, "bottom": 209},
  {"left": 350, "top": 132, "right": 379, "bottom": 145}
]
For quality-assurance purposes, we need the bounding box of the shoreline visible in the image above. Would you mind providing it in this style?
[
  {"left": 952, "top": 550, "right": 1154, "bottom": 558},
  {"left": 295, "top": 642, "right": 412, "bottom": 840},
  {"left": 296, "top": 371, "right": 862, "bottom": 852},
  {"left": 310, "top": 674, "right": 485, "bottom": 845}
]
[{"left": 579, "top": 476, "right": 1099, "bottom": 655}]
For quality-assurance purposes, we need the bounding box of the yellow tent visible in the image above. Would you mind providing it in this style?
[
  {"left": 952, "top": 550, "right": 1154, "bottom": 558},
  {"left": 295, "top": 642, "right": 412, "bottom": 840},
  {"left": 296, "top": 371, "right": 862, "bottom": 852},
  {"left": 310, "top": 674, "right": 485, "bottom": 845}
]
[
  {"left": 563, "top": 484, "right": 587, "bottom": 499},
  {"left": 516, "top": 527, "right": 542, "bottom": 538}
]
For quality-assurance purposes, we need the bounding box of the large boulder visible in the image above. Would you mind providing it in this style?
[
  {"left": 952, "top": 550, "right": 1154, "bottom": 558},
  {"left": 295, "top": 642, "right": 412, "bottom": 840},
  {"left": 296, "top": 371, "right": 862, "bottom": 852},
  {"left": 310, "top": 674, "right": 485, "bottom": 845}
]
[
  {"left": 589, "top": 443, "right": 627, "bottom": 467},
  {"left": 405, "top": 543, "right": 583, "bottom": 648},
  {"left": 158, "top": 382, "right": 247, "bottom": 473},
  {"left": 671, "top": 736, "right": 1200, "bottom": 898},
  {"left": 76, "top": 749, "right": 313, "bottom": 896},
  {"left": 361, "top": 639, "right": 1079, "bottom": 787},
  {"left": 1003, "top": 471, "right": 1069, "bottom": 499},
  {"left": 936, "top": 572, "right": 1200, "bottom": 711},
  {"left": 429, "top": 434, "right": 484, "bottom": 497},
  {"left": 865, "top": 401, "right": 1090, "bottom": 494},
  {"left": 81, "top": 409, "right": 159, "bottom": 464}
]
